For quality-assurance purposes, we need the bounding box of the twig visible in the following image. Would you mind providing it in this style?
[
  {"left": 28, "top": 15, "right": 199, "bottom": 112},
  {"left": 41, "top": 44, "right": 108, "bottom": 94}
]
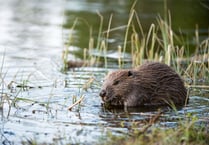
[
  {"left": 68, "top": 96, "right": 84, "bottom": 111},
  {"left": 136, "top": 110, "right": 163, "bottom": 136},
  {"left": 186, "top": 85, "right": 209, "bottom": 89}
]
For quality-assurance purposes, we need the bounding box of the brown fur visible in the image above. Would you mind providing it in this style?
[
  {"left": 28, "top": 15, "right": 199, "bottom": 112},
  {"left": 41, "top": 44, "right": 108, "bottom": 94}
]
[{"left": 99, "top": 62, "right": 188, "bottom": 107}]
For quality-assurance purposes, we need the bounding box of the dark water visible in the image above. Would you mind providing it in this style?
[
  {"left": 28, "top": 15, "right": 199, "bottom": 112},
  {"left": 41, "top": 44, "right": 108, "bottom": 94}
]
[
  {"left": 64, "top": 0, "right": 209, "bottom": 53},
  {"left": 0, "top": 0, "right": 209, "bottom": 144}
]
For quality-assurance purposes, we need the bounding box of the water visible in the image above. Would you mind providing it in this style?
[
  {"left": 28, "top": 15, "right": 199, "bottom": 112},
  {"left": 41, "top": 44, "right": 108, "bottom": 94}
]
[
  {"left": 63, "top": 0, "right": 209, "bottom": 52},
  {"left": 0, "top": 0, "right": 209, "bottom": 144}
]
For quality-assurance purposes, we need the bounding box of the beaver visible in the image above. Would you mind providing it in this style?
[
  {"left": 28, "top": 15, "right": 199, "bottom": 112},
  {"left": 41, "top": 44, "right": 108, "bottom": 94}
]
[
  {"left": 67, "top": 60, "right": 103, "bottom": 69},
  {"left": 67, "top": 60, "right": 88, "bottom": 68},
  {"left": 99, "top": 62, "right": 188, "bottom": 107}
]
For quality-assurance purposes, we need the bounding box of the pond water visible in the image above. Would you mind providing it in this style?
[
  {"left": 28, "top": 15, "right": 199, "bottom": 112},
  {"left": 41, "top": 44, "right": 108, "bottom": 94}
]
[{"left": 0, "top": 0, "right": 209, "bottom": 144}]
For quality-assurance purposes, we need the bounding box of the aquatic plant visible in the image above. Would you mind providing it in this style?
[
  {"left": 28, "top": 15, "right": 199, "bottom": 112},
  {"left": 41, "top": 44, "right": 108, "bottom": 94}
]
[
  {"left": 101, "top": 113, "right": 208, "bottom": 145},
  {"left": 62, "top": 3, "right": 208, "bottom": 76},
  {"left": 60, "top": 1, "right": 209, "bottom": 144}
]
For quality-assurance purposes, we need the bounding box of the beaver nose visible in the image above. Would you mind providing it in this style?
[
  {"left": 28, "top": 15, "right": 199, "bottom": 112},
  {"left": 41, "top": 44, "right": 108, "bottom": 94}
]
[{"left": 99, "top": 90, "right": 106, "bottom": 97}]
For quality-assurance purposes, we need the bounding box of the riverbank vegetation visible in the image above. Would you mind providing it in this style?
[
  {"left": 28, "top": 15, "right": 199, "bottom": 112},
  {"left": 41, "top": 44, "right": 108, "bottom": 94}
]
[
  {"left": 101, "top": 112, "right": 208, "bottom": 145},
  {"left": 63, "top": 2, "right": 209, "bottom": 85},
  {"left": 1, "top": 0, "right": 208, "bottom": 144},
  {"left": 61, "top": 2, "right": 209, "bottom": 145}
]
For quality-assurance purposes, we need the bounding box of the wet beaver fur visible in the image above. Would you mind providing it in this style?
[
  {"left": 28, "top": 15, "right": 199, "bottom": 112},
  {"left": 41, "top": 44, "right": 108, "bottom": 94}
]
[{"left": 99, "top": 62, "right": 188, "bottom": 107}]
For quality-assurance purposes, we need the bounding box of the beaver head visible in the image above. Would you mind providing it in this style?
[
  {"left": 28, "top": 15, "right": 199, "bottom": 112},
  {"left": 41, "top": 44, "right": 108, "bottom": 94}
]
[{"left": 99, "top": 69, "right": 146, "bottom": 106}]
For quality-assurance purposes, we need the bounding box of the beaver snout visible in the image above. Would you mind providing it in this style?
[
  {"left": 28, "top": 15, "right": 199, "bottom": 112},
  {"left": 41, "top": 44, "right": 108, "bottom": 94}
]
[
  {"left": 100, "top": 90, "right": 109, "bottom": 102},
  {"left": 99, "top": 90, "right": 106, "bottom": 98}
]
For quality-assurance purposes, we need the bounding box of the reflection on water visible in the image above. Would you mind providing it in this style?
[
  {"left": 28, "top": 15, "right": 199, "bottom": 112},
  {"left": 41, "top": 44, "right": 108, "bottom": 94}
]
[
  {"left": 64, "top": 0, "right": 209, "bottom": 52},
  {"left": 0, "top": 0, "right": 209, "bottom": 144},
  {"left": 0, "top": 0, "right": 63, "bottom": 66}
]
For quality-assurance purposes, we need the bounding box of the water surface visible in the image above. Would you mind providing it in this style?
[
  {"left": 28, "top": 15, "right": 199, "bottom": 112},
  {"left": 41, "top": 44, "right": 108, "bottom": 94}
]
[{"left": 0, "top": 0, "right": 209, "bottom": 144}]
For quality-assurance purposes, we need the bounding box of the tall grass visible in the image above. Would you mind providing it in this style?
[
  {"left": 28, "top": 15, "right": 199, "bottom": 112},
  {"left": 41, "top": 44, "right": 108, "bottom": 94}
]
[
  {"left": 0, "top": 49, "right": 6, "bottom": 104},
  {"left": 0, "top": 49, "right": 12, "bottom": 118},
  {"left": 62, "top": 18, "right": 78, "bottom": 71},
  {"left": 64, "top": 8, "right": 209, "bottom": 85}
]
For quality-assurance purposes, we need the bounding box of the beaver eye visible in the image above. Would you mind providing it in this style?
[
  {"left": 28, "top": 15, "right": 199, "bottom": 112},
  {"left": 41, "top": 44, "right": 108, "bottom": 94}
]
[
  {"left": 128, "top": 71, "right": 133, "bottom": 76},
  {"left": 113, "top": 80, "right": 120, "bottom": 85}
]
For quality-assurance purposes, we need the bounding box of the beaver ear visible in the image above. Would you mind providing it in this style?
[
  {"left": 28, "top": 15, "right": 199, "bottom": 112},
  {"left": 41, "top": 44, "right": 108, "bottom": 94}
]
[{"left": 128, "top": 70, "right": 133, "bottom": 76}]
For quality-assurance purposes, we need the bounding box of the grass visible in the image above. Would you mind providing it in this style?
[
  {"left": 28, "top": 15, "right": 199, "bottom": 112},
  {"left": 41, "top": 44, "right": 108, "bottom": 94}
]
[
  {"left": 1, "top": 10, "right": 208, "bottom": 145},
  {"left": 0, "top": 1, "right": 208, "bottom": 145},
  {"left": 63, "top": 7, "right": 209, "bottom": 84},
  {"left": 102, "top": 113, "right": 209, "bottom": 145},
  {"left": 61, "top": 1, "right": 209, "bottom": 144}
]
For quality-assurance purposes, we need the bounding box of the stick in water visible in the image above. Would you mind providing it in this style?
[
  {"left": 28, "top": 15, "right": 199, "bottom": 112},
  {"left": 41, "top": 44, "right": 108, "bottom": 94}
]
[{"left": 68, "top": 95, "right": 84, "bottom": 111}]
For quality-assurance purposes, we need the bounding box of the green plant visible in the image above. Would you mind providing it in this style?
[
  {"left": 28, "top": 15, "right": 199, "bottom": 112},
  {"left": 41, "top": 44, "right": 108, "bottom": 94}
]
[{"left": 102, "top": 113, "right": 208, "bottom": 145}]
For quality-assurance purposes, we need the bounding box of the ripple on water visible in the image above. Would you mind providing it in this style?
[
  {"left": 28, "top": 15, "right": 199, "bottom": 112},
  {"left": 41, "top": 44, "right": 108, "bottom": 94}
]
[{"left": 1, "top": 0, "right": 209, "bottom": 144}]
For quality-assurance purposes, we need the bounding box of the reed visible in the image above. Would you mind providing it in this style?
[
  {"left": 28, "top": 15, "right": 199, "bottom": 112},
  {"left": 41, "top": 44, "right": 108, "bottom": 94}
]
[
  {"left": 0, "top": 50, "right": 12, "bottom": 118},
  {"left": 62, "top": 18, "right": 78, "bottom": 71},
  {"left": 63, "top": 8, "right": 209, "bottom": 87}
]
